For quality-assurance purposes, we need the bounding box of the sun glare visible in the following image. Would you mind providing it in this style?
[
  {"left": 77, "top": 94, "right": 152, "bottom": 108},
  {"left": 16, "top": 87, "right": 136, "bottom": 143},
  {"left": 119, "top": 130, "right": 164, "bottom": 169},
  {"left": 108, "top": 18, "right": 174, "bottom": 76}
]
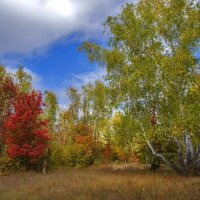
[{"left": 46, "top": 0, "right": 74, "bottom": 17}]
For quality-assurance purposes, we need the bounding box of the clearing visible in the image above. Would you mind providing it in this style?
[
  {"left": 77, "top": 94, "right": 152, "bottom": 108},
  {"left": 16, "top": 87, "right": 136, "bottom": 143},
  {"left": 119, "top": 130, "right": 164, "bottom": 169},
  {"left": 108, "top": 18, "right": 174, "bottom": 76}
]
[{"left": 0, "top": 164, "right": 200, "bottom": 200}]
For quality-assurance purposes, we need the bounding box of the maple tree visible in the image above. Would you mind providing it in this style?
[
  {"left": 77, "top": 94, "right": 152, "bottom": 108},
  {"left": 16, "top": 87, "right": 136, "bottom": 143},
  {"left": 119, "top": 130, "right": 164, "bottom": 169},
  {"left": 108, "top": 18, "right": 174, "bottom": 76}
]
[{"left": 4, "top": 91, "right": 50, "bottom": 169}]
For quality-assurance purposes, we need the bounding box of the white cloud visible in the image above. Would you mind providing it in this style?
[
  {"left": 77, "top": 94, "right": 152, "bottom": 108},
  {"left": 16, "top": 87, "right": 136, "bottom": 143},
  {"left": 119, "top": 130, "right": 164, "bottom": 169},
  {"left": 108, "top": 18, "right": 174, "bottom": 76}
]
[
  {"left": 0, "top": 0, "right": 127, "bottom": 55},
  {"left": 70, "top": 67, "right": 106, "bottom": 89}
]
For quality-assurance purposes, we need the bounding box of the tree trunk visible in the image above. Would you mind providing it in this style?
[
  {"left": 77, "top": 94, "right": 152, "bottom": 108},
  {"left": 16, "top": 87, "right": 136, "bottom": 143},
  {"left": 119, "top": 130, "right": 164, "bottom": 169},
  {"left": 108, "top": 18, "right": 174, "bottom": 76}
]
[
  {"left": 43, "top": 160, "right": 47, "bottom": 175},
  {"left": 174, "top": 137, "right": 188, "bottom": 176},
  {"left": 146, "top": 140, "right": 181, "bottom": 174},
  {"left": 184, "top": 133, "right": 194, "bottom": 167},
  {"left": 194, "top": 142, "right": 200, "bottom": 175}
]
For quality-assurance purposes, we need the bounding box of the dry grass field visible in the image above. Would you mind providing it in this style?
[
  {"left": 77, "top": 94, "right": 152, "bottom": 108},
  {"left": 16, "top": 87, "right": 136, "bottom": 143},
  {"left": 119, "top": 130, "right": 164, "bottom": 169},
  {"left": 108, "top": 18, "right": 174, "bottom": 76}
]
[{"left": 0, "top": 164, "right": 200, "bottom": 200}]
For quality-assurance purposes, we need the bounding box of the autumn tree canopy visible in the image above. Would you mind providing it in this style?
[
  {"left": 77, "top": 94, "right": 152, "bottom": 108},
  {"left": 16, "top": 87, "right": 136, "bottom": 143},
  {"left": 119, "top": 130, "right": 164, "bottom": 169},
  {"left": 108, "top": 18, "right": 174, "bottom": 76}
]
[
  {"left": 80, "top": 0, "right": 200, "bottom": 176},
  {"left": 4, "top": 91, "right": 50, "bottom": 169},
  {"left": 0, "top": 0, "right": 199, "bottom": 176}
]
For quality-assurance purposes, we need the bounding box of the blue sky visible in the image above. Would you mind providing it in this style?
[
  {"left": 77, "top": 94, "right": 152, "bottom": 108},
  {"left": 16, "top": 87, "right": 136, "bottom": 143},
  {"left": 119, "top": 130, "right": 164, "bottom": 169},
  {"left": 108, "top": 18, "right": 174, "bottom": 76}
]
[{"left": 0, "top": 0, "right": 130, "bottom": 105}]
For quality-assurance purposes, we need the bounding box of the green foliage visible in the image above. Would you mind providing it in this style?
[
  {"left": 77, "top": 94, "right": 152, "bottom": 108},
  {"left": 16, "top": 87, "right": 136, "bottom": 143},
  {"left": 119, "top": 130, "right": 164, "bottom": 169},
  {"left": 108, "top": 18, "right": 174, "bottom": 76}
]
[
  {"left": 44, "top": 90, "right": 58, "bottom": 132},
  {"left": 0, "top": 148, "right": 23, "bottom": 174},
  {"left": 80, "top": 0, "right": 200, "bottom": 175},
  {"left": 50, "top": 141, "right": 103, "bottom": 168},
  {"left": 1, "top": 0, "right": 200, "bottom": 176},
  {"left": 67, "top": 87, "right": 81, "bottom": 123},
  {"left": 15, "top": 66, "right": 32, "bottom": 93},
  {"left": 81, "top": 80, "right": 112, "bottom": 140},
  {"left": 64, "top": 144, "right": 93, "bottom": 167},
  {"left": 50, "top": 123, "right": 104, "bottom": 168},
  {"left": 49, "top": 142, "right": 67, "bottom": 167}
]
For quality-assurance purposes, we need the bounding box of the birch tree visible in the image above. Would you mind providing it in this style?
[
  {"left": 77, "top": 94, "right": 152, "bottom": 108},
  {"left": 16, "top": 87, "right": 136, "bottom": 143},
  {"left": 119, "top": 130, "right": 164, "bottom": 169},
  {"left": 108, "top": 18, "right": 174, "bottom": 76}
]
[{"left": 80, "top": 0, "right": 200, "bottom": 176}]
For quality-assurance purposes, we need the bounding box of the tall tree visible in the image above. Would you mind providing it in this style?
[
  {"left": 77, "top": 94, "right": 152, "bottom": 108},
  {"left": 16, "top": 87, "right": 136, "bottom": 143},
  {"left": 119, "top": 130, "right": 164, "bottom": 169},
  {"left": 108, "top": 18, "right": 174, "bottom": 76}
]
[
  {"left": 82, "top": 80, "right": 112, "bottom": 140},
  {"left": 82, "top": 82, "right": 93, "bottom": 125},
  {"left": 44, "top": 90, "right": 58, "bottom": 132},
  {"left": 4, "top": 91, "right": 50, "bottom": 170},
  {"left": 67, "top": 87, "right": 81, "bottom": 123},
  {"left": 15, "top": 66, "right": 32, "bottom": 93},
  {"left": 80, "top": 0, "right": 200, "bottom": 175}
]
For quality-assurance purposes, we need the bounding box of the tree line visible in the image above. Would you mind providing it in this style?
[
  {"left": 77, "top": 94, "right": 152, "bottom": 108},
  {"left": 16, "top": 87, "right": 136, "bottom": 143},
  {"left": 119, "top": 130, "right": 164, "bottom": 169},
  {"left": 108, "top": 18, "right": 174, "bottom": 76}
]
[{"left": 0, "top": 0, "right": 199, "bottom": 176}]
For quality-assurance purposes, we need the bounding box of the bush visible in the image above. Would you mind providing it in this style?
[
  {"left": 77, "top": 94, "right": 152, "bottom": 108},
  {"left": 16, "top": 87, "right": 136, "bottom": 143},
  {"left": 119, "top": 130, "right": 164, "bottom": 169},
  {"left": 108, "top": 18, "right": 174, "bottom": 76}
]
[
  {"left": 49, "top": 138, "right": 103, "bottom": 168},
  {"left": 0, "top": 149, "right": 23, "bottom": 174},
  {"left": 49, "top": 142, "right": 67, "bottom": 167}
]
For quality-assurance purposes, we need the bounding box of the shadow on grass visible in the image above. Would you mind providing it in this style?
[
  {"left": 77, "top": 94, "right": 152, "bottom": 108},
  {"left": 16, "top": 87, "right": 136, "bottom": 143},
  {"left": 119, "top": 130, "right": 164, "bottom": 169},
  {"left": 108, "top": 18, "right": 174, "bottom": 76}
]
[{"left": 96, "top": 164, "right": 176, "bottom": 177}]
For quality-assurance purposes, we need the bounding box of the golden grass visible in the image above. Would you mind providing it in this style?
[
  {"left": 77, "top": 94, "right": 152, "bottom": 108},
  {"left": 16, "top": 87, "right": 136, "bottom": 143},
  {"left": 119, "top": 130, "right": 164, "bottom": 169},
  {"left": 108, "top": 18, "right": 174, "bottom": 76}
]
[{"left": 0, "top": 164, "right": 200, "bottom": 200}]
